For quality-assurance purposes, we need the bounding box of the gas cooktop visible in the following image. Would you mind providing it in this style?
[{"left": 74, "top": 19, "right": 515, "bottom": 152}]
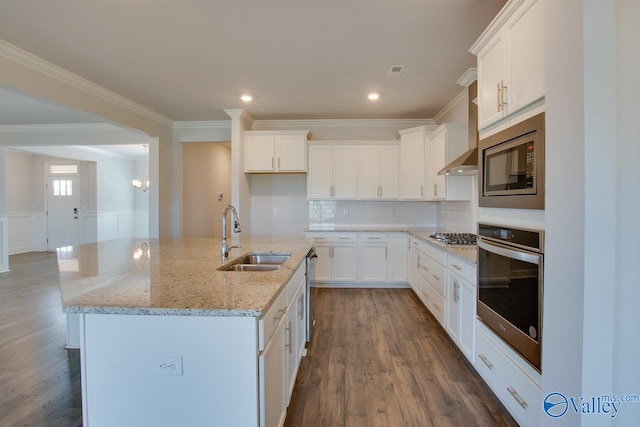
[{"left": 429, "top": 232, "right": 477, "bottom": 246}]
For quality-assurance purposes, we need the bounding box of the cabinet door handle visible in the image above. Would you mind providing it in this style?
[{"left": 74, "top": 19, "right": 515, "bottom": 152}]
[
  {"left": 274, "top": 308, "right": 285, "bottom": 322},
  {"left": 272, "top": 157, "right": 275, "bottom": 169},
  {"left": 285, "top": 321, "right": 292, "bottom": 353},
  {"left": 507, "top": 386, "right": 528, "bottom": 409},
  {"left": 422, "top": 290, "right": 429, "bottom": 300},
  {"left": 454, "top": 281, "right": 460, "bottom": 302},
  {"left": 278, "top": 157, "right": 281, "bottom": 169},
  {"left": 478, "top": 353, "right": 494, "bottom": 370},
  {"left": 451, "top": 263, "right": 462, "bottom": 270},
  {"left": 500, "top": 80, "right": 508, "bottom": 110},
  {"left": 433, "top": 302, "right": 441, "bottom": 312},
  {"left": 432, "top": 274, "right": 440, "bottom": 281},
  {"left": 385, "top": 246, "right": 388, "bottom": 258},
  {"left": 497, "top": 82, "right": 502, "bottom": 112},
  {"left": 298, "top": 293, "right": 304, "bottom": 319},
  {"left": 420, "top": 185, "right": 424, "bottom": 198}
]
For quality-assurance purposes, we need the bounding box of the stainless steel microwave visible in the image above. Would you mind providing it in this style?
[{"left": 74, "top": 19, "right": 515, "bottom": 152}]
[{"left": 479, "top": 113, "right": 545, "bottom": 209}]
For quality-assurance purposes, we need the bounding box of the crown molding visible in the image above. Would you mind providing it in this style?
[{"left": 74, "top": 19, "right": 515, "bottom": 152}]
[
  {"left": 0, "top": 123, "right": 123, "bottom": 133},
  {"left": 469, "top": 0, "right": 526, "bottom": 54},
  {"left": 173, "top": 121, "right": 231, "bottom": 130},
  {"left": 0, "top": 39, "right": 174, "bottom": 127},
  {"left": 224, "top": 109, "right": 255, "bottom": 128},
  {"left": 433, "top": 88, "right": 467, "bottom": 124},
  {"left": 251, "top": 118, "right": 434, "bottom": 130},
  {"left": 457, "top": 68, "right": 477, "bottom": 87}
]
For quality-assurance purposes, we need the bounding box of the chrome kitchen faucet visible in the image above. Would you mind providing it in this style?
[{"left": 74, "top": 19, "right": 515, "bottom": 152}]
[{"left": 221, "top": 204, "right": 241, "bottom": 261}]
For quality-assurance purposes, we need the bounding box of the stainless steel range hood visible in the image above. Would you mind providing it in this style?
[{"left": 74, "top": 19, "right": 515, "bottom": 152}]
[
  {"left": 438, "top": 147, "right": 478, "bottom": 175},
  {"left": 438, "top": 77, "right": 479, "bottom": 176}
]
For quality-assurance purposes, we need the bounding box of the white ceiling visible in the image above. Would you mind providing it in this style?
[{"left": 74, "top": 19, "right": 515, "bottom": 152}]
[{"left": 0, "top": 0, "right": 503, "bottom": 123}]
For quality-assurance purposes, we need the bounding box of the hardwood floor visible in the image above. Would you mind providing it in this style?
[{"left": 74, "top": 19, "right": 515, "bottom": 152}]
[
  {"left": 285, "top": 288, "right": 517, "bottom": 427},
  {"left": 0, "top": 252, "right": 82, "bottom": 427},
  {"left": 1, "top": 253, "right": 515, "bottom": 426}
]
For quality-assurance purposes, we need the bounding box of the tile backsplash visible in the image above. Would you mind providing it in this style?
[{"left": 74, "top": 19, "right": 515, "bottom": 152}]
[
  {"left": 309, "top": 200, "right": 437, "bottom": 228},
  {"left": 309, "top": 199, "right": 474, "bottom": 232}
]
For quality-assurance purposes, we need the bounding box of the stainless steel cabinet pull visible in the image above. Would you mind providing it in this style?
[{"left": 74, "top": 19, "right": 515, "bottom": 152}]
[
  {"left": 507, "top": 386, "right": 528, "bottom": 409},
  {"left": 272, "top": 157, "right": 275, "bottom": 169},
  {"left": 421, "top": 185, "right": 424, "bottom": 198},
  {"left": 454, "top": 280, "right": 460, "bottom": 302},
  {"left": 278, "top": 157, "right": 281, "bottom": 169},
  {"left": 497, "top": 82, "right": 502, "bottom": 112},
  {"left": 478, "top": 354, "right": 493, "bottom": 370},
  {"left": 432, "top": 274, "right": 440, "bottom": 281},
  {"left": 500, "top": 80, "right": 508, "bottom": 110},
  {"left": 298, "top": 294, "right": 304, "bottom": 319},
  {"left": 275, "top": 308, "right": 285, "bottom": 321},
  {"left": 285, "top": 321, "right": 292, "bottom": 353},
  {"left": 451, "top": 263, "right": 462, "bottom": 270}
]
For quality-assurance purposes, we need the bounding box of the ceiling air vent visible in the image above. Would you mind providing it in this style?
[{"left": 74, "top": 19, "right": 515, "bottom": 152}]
[{"left": 387, "top": 65, "right": 405, "bottom": 78}]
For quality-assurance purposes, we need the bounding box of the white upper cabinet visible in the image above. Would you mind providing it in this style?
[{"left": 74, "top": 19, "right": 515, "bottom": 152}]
[
  {"left": 426, "top": 123, "right": 471, "bottom": 201},
  {"left": 245, "top": 130, "right": 309, "bottom": 173},
  {"left": 471, "top": 0, "right": 545, "bottom": 131},
  {"left": 357, "top": 145, "right": 399, "bottom": 200},
  {"left": 307, "top": 145, "right": 357, "bottom": 199},
  {"left": 398, "top": 126, "right": 434, "bottom": 200}
]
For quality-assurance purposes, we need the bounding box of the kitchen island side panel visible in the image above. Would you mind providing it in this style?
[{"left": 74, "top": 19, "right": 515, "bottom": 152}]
[{"left": 82, "top": 313, "right": 259, "bottom": 427}]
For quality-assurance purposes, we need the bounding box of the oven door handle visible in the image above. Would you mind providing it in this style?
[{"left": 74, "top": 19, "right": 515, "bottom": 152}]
[{"left": 478, "top": 240, "right": 541, "bottom": 265}]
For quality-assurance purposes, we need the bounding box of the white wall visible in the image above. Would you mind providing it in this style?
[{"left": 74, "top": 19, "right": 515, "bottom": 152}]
[
  {"left": 542, "top": 2, "right": 640, "bottom": 426},
  {"left": 4, "top": 147, "right": 148, "bottom": 253}
]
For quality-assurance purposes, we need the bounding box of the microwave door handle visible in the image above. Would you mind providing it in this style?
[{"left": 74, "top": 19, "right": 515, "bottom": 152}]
[{"left": 478, "top": 240, "right": 541, "bottom": 265}]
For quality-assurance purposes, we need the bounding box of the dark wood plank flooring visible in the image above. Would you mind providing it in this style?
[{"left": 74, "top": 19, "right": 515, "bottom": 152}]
[
  {"left": 1, "top": 253, "right": 515, "bottom": 426},
  {"left": 0, "top": 252, "right": 82, "bottom": 427},
  {"left": 285, "top": 288, "right": 517, "bottom": 427}
]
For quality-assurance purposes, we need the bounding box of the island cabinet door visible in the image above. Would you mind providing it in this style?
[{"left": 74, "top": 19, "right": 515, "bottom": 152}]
[{"left": 259, "top": 315, "right": 287, "bottom": 427}]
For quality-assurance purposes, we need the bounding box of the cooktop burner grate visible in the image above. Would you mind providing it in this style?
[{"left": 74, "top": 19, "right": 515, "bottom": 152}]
[{"left": 429, "top": 232, "right": 477, "bottom": 245}]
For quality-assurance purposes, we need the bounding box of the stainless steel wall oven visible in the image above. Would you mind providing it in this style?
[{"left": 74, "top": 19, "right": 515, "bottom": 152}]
[{"left": 477, "top": 223, "right": 544, "bottom": 371}]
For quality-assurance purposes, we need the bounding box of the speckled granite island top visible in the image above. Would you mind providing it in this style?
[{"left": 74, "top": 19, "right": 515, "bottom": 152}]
[{"left": 59, "top": 237, "right": 313, "bottom": 317}]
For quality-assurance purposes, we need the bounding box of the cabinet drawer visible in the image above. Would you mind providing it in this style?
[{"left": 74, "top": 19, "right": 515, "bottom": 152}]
[
  {"left": 421, "top": 242, "right": 446, "bottom": 265},
  {"left": 420, "top": 280, "right": 445, "bottom": 327},
  {"left": 358, "top": 232, "right": 388, "bottom": 242},
  {"left": 476, "top": 327, "right": 541, "bottom": 427},
  {"left": 259, "top": 289, "right": 287, "bottom": 351},
  {"left": 286, "top": 263, "right": 306, "bottom": 302},
  {"left": 447, "top": 256, "right": 476, "bottom": 285},
  {"left": 421, "top": 256, "right": 446, "bottom": 297},
  {"left": 305, "top": 232, "right": 357, "bottom": 243}
]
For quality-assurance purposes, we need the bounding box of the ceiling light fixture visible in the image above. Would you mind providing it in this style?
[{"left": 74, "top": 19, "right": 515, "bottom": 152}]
[
  {"left": 241, "top": 94, "right": 252, "bottom": 102},
  {"left": 132, "top": 145, "right": 149, "bottom": 192},
  {"left": 368, "top": 93, "right": 380, "bottom": 101}
]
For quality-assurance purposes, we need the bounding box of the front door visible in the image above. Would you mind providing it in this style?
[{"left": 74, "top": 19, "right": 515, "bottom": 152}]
[{"left": 46, "top": 175, "right": 80, "bottom": 250}]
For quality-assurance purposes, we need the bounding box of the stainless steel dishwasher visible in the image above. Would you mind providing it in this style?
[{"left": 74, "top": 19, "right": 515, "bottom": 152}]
[{"left": 305, "top": 248, "right": 318, "bottom": 343}]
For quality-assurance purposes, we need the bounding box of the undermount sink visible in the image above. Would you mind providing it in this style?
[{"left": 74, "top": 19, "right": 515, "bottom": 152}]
[
  {"left": 235, "top": 253, "right": 290, "bottom": 265},
  {"left": 218, "top": 252, "right": 291, "bottom": 272},
  {"left": 221, "top": 264, "right": 280, "bottom": 272}
]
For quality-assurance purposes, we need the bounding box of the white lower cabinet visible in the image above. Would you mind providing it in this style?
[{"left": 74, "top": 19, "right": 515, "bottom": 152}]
[
  {"left": 260, "top": 315, "right": 287, "bottom": 427},
  {"left": 285, "top": 276, "right": 306, "bottom": 404},
  {"left": 307, "top": 232, "right": 407, "bottom": 285},
  {"left": 476, "top": 322, "right": 541, "bottom": 427},
  {"left": 259, "top": 263, "right": 306, "bottom": 427},
  {"left": 307, "top": 233, "right": 358, "bottom": 283},
  {"left": 445, "top": 267, "right": 476, "bottom": 364}
]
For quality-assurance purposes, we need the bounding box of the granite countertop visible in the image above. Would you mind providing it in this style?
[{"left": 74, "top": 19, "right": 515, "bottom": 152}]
[
  {"left": 58, "top": 237, "right": 313, "bottom": 317},
  {"left": 306, "top": 225, "right": 478, "bottom": 265}
]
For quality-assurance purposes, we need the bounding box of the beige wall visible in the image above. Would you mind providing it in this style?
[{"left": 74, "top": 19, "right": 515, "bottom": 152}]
[{"left": 181, "top": 142, "right": 231, "bottom": 238}]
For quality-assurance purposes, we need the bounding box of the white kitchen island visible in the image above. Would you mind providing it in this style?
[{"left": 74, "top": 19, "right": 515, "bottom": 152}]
[{"left": 58, "top": 237, "right": 313, "bottom": 427}]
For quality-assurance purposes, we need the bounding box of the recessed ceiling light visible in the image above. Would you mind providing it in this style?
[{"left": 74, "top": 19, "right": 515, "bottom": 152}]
[
  {"left": 368, "top": 93, "right": 380, "bottom": 101},
  {"left": 240, "top": 94, "right": 252, "bottom": 102}
]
